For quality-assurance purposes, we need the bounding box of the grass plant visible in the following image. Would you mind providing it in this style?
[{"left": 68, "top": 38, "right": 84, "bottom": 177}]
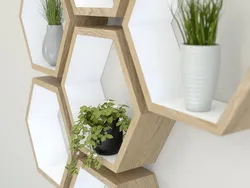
[
  {"left": 171, "top": 0, "right": 223, "bottom": 45},
  {"left": 40, "top": 0, "right": 63, "bottom": 25}
]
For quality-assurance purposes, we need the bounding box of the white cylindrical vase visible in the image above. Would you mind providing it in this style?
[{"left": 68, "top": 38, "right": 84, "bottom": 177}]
[
  {"left": 181, "top": 45, "right": 221, "bottom": 112},
  {"left": 42, "top": 25, "right": 63, "bottom": 66}
]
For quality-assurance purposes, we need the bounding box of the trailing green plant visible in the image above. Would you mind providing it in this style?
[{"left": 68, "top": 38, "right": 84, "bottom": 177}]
[
  {"left": 40, "top": 0, "right": 63, "bottom": 25},
  {"left": 171, "top": 0, "right": 223, "bottom": 45},
  {"left": 66, "top": 156, "right": 78, "bottom": 174},
  {"left": 67, "top": 100, "right": 131, "bottom": 173}
]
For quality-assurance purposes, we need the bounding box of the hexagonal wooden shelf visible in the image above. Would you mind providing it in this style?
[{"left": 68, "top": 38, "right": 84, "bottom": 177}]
[
  {"left": 123, "top": 0, "right": 250, "bottom": 136},
  {"left": 69, "top": 0, "right": 129, "bottom": 17},
  {"left": 61, "top": 26, "right": 174, "bottom": 173},
  {"left": 26, "top": 77, "right": 71, "bottom": 187},
  {"left": 20, "top": 0, "right": 108, "bottom": 77},
  {"left": 68, "top": 155, "right": 159, "bottom": 188}
]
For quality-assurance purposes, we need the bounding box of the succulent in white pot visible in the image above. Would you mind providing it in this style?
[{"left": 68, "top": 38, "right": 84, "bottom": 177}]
[
  {"left": 40, "top": 0, "right": 63, "bottom": 66},
  {"left": 172, "top": 0, "right": 223, "bottom": 112}
]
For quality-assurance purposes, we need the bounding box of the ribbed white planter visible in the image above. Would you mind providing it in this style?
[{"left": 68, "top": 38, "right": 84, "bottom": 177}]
[
  {"left": 181, "top": 45, "right": 221, "bottom": 112},
  {"left": 42, "top": 25, "right": 63, "bottom": 66}
]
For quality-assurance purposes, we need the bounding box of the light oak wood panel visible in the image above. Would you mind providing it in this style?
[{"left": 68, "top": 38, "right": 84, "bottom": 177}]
[
  {"left": 20, "top": 0, "right": 107, "bottom": 77},
  {"left": 69, "top": 0, "right": 129, "bottom": 17},
  {"left": 68, "top": 156, "right": 159, "bottom": 188},
  {"left": 217, "top": 69, "right": 250, "bottom": 135},
  {"left": 61, "top": 26, "right": 175, "bottom": 173},
  {"left": 122, "top": 0, "right": 250, "bottom": 136},
  {"left": 26, "top": 77, "right": 72, "bottom": 187}
]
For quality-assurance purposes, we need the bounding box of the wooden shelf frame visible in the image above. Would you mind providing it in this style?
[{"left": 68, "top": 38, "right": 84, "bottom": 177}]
[
  {"left": 68, "top": 155, "right": 159, "bottom": 188},
  {"left": 69, "top": 0, "right": 129, "bottom": 17},
  {"left": 19, "top": 0, "right": 72, "bottom": 77},
  {"left": 20, "top": 0, "right": 108, "bottom": 77},
  {"left": 61, "top": 26, "right": 174, "bottom": 173},
  {"left": 123, "top": 0, "right": 250, "bottom": 136},
  {"left": 26, "top": 77, "right": 72, "bottom": 187}
]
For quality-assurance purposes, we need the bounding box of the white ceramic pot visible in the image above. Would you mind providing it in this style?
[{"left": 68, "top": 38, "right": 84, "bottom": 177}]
[
  {"left": 181, "top": 45, "right": 221, "bottom": 112},
  {"left": 42, "top": 25, "right": 63, "bottom": 66}
]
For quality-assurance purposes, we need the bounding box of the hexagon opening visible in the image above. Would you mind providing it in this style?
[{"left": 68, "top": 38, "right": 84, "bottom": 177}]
[
  {"left": 126, "top": 0, "right": 250, "bottom": 124},
  {"left": 20, "top": 0, "right": 67, "bottom": 70},
  {"left": 27, "top": 85, "right": 69, "bottom": 185},
  {"left": 64, "top": 34, "right": 134, "bottom": 164}
]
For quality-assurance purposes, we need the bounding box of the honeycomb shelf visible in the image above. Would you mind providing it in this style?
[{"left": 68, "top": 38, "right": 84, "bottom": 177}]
[
  {"left": 61, "top": 26, "right": 174, "bottom": 173},
  {"left": 69, "top": 0, "right": 129, "bottom": 17},
  {"left": 69, "top": 156, "right": 159, "bottom": 188},
  {"left": 26, "top": 77, "right": 72, "bottom": 187},
  {"left": 20, "top": 0, "right": 107, "bottom": 77},
  {"left": 123, "top": 0, "right": 250, "bottom": 136}
]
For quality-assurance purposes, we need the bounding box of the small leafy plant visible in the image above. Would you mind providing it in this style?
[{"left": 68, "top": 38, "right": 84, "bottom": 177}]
[
  {"left": 40, "top": 0, "right": 63, "bottom": 25},
  {"left": 172, "top": 0, "right": 223, "bottom": 45},
  {"left": 67, "top": 100, "right": 131, "bottom": 173}
]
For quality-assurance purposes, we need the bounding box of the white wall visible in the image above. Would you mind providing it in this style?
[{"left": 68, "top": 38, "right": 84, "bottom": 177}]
[
  {"left": 0, "top": 1, "right": 53, "bottom": 187},
  {"left": 147, "top": 123, "right": 250, "bottom": 188},
  {"left": 1, "top": 0, "right": 250, "bottom": 188}
]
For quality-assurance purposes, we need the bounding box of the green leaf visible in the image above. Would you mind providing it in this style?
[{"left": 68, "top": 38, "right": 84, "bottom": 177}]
[
  {"left": 107, "top": 117, "right": 113, "bottom": 124},
  {"left": 90, "top": 140, "right": 96, "bottom": 147},
  {"left": 92, "top": 135, "right": 97, "bottom": 140},
  {"left": 119, "top": 125, "right": 124, "bottom": 132},
  {"left": 106, "top": 134, "right": 113, "bottom": 139},
  {"left": 116, "top": 121, "right": 122, "bottom": 127},
  {"left": 86, "top": 135, "right": 91, "bottom": 142},
  {"left": 101, "top": 136, "right": 106, "bottom": 142}
]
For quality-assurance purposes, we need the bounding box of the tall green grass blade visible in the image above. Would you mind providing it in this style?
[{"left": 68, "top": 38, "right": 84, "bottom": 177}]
[
  {"left": 171, "top": 0, "right": 223, "bottom": 45},
  {"left": 39, "top": 0, "right": 63, "bottom": 25}
]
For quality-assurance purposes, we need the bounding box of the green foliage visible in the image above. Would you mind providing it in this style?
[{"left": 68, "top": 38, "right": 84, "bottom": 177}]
[
  {"left": 172, "top": 0, "right": 223, "bottom": 45},
  {"left": 65, "top": 157, "right": 78, "bottom": 174},
  {"left": 68, "top": 100, "right": 131, "bottom": 173},
  {"left": 40, "top": 0, "right": 63, "bottom": 25}
]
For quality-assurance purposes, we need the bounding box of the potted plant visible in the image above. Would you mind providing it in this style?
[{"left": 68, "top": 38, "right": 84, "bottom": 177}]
[
  {"left": 40, "top": 0, "right": 63, "bottom": 66},
  {"left": 172, "top": 0, "right": 223, "bottom": 112},
  {"left": 68, "top": 100, "right": 131, "bottom": 172}
]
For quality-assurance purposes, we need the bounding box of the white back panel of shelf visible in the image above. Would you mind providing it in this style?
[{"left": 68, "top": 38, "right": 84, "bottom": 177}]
[
  {"left": 74, "top": 0, "right": 114, "bottom": 8},
  {"left": 215, "top": 0, "right": 250, "bottom": 101},
  {"left": 101, "top": 43, "right": 134, "bottom": 118},
  {"left": 66, "top": 35, "right": 112, "bottom": 85},
  {"left": 28, "top": 85, "right": 68, "bottom": 184},
  {"left": 65, "top": 35, "right": 111, "bottom": 120},
  {"left": 74, "top": 168, "right": 106, "bottom": 188}
]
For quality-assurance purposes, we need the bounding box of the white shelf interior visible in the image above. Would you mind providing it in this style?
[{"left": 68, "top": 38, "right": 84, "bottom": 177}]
[
  {"left": 27, "top": 85, "right": 69, "bottom": 185},
  {"left": 21, "top": 0, "right": 65, "bottom": 70},
  {"left": 65, "top": 34, "right": 133, "bottom": 164},
  {"left": 73, "top": 168, "right": 106, "bottom": 188},
  {"left": 74, "top": 0, "right": 114, "bottom": 8},
  {"left": 128, "top": 0, "right": 250, "bottom": 124},
  {"left": 163, "top": 99, "right": 227, "bottom": 124}
]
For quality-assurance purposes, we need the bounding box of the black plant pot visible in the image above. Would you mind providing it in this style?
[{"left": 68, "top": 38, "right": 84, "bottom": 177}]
[{"left": 95, "top": 119, "right": 123, "bottom": 156}]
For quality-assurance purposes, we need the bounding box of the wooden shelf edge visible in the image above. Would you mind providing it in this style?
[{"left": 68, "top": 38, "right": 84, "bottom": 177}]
[
  {"left": 148, "top": 69, "right": 250, "bottom": 136},
  {"left": 19, "top": 0, "right": 74, "bottom": 78},
  {"left": 217, "top": 69, "right": 250, "bottom": 135},
  {"left": 149, "top": 103, "right": 219, "bottom": 135},
  {"left": 122, "top": 0, "right": 250, "bottom": 136},
  {"left": 68, "top": 155, "right": 159, "bottom": 188}
]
